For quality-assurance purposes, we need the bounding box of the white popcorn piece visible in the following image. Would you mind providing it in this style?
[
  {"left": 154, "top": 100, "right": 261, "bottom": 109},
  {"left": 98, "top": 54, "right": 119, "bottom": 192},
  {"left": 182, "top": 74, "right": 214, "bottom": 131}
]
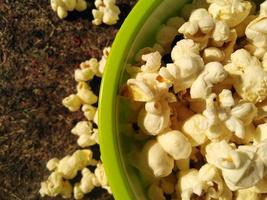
[
  {"left": 177, "top": 169, "right": 204, "bottom": 200},
  {"left": 62, "top": 94, "right": 82, "bottom": 112},
  {"left": 160, "top": 39, "right": 204, "bottom": 93},
  {"left": 157, "top": 130, "right": 192, "bottom": 160},
  {"left": 246, "top": 14, "right": 267, "bottom": 49},
  {"left": 205, "top": 140, "right": 266, "bottom": 191},
  {"left": 77, "top": 82, "right": 98, "bottom": 105},
  {"left": 92, "top": 0, "right": 120, "bottom": 25},
  {"left": 260, "top": 0, "right": 267, "bottom": 16},
  {"left": 212, "top": 20, "right": 230, "bottom": 43},
  {"left": 182, "top": 114, "right": 209, "bottom": 146},
  {"left": 179, "top": 8, "right": 215, "bottom": 49},
  {"left": 46, "top": 158, "right": 60, "bottom": 171},
  {"left": 208, "top": 0, "right": 252, "bottom": 28},
  {"left": 225, "top": 49, "right": 267, "bottom": 103},
  {"left": 141, "top": 51, "right": 161, "bottom": 73},
  {"left": 190, "top": 62, "right": 228, "bottom": 99},
  {"left": 50, "top": 0, "right": 87, "bottom": 19},
  {"left": 136, "top": 140, "right": 174, "bottom": 178},
  {"left": 137, "top": 101, "right": 170, "bottom": 135},
  {"left": 39, "top": 171, "right": 72, "bottom": 198},
  {"left": 203, "top": 90, "right": 257, "bottom": 139}
]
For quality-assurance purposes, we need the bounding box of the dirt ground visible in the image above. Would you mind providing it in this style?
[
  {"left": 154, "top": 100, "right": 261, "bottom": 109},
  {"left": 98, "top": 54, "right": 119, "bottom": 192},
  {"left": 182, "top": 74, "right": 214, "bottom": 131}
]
[{"left": 0, "top": 0, "right": 136, "bottom": 199}]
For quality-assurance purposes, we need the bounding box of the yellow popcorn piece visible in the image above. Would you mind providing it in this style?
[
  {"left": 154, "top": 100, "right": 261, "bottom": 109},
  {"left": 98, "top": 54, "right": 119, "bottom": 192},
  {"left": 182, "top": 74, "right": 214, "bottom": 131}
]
[
  {"left": 92, "top": 0, "right": 120, "bottom": 25},
  {"left": 255, "top": 123, "right": 267, "bottom": 143},
  {"left": 71, "top": 121, "right": 98, "bottom": 147},
  {"left": 39, "top": 172, "right": 72, "bottom": 198},
  {"left": 98, "top": 47, "right": 110, "bottom": 75},
  {"left": 50, "top": 0, "right": 87, "bottom": 19},
  {"left": 76, "top": 82, "right": 98, "bottom": 105},
  {"left": 62, "top": 94, "right": 82, "bottom": 112},
  {"left": 82, "top": 104, "right": 97, "bottom": 121}
]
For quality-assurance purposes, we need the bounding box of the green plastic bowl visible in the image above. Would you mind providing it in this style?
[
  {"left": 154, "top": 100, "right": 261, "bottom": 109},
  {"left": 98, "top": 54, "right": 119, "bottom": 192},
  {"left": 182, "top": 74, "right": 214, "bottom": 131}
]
[{"left": 99, "top": 0, "right": 189, "bottom": 199}]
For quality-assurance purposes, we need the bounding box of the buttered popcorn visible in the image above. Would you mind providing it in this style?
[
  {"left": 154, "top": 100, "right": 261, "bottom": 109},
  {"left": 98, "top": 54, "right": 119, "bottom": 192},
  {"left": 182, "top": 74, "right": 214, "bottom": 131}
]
[{"left": 121, "top": 1, "right": 267, "bottom": 199}]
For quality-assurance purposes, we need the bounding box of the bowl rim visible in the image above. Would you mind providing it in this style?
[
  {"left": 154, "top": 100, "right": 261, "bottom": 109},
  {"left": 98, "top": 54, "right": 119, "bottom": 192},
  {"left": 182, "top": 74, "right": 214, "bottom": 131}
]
[{"left": 99, "top": 0, "right": 163, "bottom": 199}]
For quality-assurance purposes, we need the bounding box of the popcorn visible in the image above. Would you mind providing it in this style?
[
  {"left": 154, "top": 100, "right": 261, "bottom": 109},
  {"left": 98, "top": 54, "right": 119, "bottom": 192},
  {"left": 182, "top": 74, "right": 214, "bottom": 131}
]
[
  {"left": 82, "top": 104, "right": 97, "bottom": 121},
  {"left": 157, "top": 130, "right": 192, "bottom": 160},
  {"left": 62, "top": 94, "right": 82, "bottom": 112},
  {"left": 203, "top": 90, "right": 257, "bottom": 139},
  {"left": 159, "top": 39, "right": 204, "bottom": 93},
  {"left": 246, "top": 6, "right": 267, "bottom": 49},
  {"left": 212, "top": 20, "right": 231, "bottom": 43},
  {"left": 179, "top": 8, "right": 215, "bottom": 49},
  {"left": 177, "top": 169, "right": 204, "bottom": 199},
  {"left": 71, "top": 121, "right": 98, "bottom": 147},
  {"left": 56, "top": 150, "right": 97, "bottom": 179},
  {"left": 137, "top": 101, "right": 170, "bottom": 135},
  {"left": 207, "top": 0, "right": 252, "bottom": 28},
  {"left": 190, "top": 62, "right": 228, "bottom": 99},
  {"left": 202, "top": 47, "right": 225, "bottom": 63},
  {"left": 225, "top": 49, "right": 267, "bottom": 103},
  {"left": 141, "top": 51, "right": 162, "bottom": 73},
  {"left": 205, "top": 140, "right": 266, "bottom": 191},
  {"left": 77, "top": 82, "right": 98, "bottom": 105},
  {"left": 40, "top": 172, "right": 72, "bottom": 198},
  {"left": 73, "top": 168, "right": 98, "bottom": 199},
  {"left": 92, "top": 0, "right": 120, "bottom": 25},
  {"left": 94, "top": 163, "right": 112, "bottom": 193},
  {"left": 75, "top": 58, "right": 101, "bottom": 81},
  {"left": 50, "top": 0, "right": 87, "bottom": 19},
  {"left": 182, "top": 114, "right": 209, "bottom": 146},
  {"left": 136, "top": 139, "right": 174, "bottom": 178},
  {"left": 255, "top": 123, "right": 267, "bottom": 143}
]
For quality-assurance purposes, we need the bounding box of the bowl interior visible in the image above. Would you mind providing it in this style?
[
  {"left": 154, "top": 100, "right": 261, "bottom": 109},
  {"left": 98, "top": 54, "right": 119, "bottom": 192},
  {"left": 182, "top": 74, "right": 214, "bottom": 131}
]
[{"left": 99, "top": 0, "right": 190, "bottom": 199}]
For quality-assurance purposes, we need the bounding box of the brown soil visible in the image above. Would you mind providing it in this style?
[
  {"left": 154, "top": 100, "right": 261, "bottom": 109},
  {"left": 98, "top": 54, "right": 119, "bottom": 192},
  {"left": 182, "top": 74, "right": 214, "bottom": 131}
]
[{"left": 0, "top": 0, "right": 136, "bottom": 199}]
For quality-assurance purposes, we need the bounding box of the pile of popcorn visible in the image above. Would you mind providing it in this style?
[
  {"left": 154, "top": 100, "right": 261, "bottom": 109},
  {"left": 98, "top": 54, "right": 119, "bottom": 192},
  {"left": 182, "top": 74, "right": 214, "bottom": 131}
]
[
  {"left": 50, "top": 0, "right": 120, "bottom": 25},
  {"left": 122, "top": 0, "right": 267, "bottom": 199},
  {"left": 39, "top": 48, "right": 111, "bottom": 199}
]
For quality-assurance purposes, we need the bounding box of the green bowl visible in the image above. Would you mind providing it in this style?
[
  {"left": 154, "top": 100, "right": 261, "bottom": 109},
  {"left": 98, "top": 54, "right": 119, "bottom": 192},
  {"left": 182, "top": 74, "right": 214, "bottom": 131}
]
[{"left": 99, "top": 0, "right": 189, "bottom": 199}]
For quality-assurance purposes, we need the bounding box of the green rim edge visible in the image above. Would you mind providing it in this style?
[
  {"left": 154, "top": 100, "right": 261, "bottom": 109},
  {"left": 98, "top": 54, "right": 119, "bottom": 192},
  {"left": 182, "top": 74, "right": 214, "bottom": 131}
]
[{"left": 99, "top": 0, "right": 162, "bottom": 200}]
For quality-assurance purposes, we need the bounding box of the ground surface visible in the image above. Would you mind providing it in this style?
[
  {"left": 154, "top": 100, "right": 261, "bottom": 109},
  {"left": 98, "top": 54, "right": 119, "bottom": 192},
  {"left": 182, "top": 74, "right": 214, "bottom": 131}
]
[{"left": 0, "top": 0, "right": 136, "bottom": 199}]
